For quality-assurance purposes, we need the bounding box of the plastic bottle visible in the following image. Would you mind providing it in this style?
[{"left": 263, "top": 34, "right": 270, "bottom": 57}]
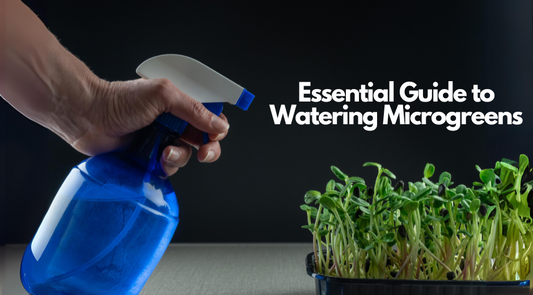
[{"left": 20, "top": 54, "right": 254, "bottom": 295}]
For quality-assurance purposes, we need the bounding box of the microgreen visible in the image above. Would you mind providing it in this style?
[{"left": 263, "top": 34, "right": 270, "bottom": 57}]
[{"left": 302, "top": 155, "right": 533, "bottom": 281}]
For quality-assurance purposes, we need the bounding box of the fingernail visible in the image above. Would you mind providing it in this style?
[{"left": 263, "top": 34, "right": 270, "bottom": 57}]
[
  {"left": 166, "top": 148, "right": 181, "bottom": 163},
  {"left": 201, "top": 150, "right": 214, "bottom": 162},
  {"left": 213, "top": 133, "right": 223, "bottom": 141},
  {"left": 211, "top": 116, "right": 229, "bottom": 133}
]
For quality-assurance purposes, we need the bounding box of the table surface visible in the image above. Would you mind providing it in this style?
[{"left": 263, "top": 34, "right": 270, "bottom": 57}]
[{"left": 0, "top": 243, "right": 315, "bottom": 295}]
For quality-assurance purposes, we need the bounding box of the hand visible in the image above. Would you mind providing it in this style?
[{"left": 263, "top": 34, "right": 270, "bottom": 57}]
[
  {"left": 75, "top": 78, "right": 230, "bottom": 176},
  {"left": 0, "top": 0, "right": 229, "bottom": 177}
]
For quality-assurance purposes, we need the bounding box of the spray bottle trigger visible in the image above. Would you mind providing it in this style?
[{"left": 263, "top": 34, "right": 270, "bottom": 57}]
[{"left": 202, "top": 103, "right": 224, "bottom": 144}]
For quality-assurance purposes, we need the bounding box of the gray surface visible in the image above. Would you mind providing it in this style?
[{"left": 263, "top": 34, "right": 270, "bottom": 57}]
[{"left": 0, "top": 244, "right": 315, "bottom": 295}]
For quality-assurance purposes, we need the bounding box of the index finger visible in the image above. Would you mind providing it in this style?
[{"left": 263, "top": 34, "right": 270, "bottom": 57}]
[{"left": 157, "top": 79, "right": 230, "bottom": 135}]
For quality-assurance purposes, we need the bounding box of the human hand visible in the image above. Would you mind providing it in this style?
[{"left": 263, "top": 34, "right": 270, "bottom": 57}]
[
  {"left": 71, "top": 77, "right": 230, "bottom": 177},
  {"left": 0, "top": 0, "right": 231, "bottom": 177}
]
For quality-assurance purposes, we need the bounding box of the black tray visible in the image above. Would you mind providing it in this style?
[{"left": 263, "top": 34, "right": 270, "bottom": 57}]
[{"left": 305, "top": 252, "right": 531, "bottom": 295}]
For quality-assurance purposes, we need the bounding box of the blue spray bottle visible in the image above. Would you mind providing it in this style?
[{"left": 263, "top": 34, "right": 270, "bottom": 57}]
[{"left": 20, "top": 54, "right": 254, "bottom": 295}]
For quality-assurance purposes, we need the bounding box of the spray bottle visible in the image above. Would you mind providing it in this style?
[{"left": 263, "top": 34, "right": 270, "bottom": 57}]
[{"left": 20, "top": 54, "right": 254, "bottom": 295}]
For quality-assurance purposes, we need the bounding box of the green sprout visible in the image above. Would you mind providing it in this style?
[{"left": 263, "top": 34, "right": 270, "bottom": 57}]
[{"left": 301, "top": 155, "right": 533, "bottom": 281}]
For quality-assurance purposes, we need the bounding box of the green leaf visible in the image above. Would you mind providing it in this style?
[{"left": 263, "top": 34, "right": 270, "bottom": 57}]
[
  {"left": 319, "top": 210, "right": 331, "bottom": 220},
  {"left": 318, "top": 230, "right": 329, "bottom": 236},
  {"left": 382, "top": 232, "right": 396, "bottom": 244},
  {"left": 517, "top": 185, "right": 532, "bottom": 220},
  {"left": 376, "top": 206, "right": 389, "bottom": 215},
  {"left": 331, "top": 166, "right": 348, "bottom": 181},
  {"left": 324, "top": 190, "right": 339, "bottom": 197},
  {"left": 302, "top": 225, "right": 315, "bottom": 230},
  {"left": 300, "top": 204, "right": 312, "bottom": 211},
  {"left": 402, "top": 191, "right": 415, "bottom": 200},
  {"left": 424, "top": 163, "right": 435, "bottom": 178},
  {"left": 470, "top": 199, "right": 481, "bottom": 213},
  {"left": 458, "top": 229, "right": 473, "bottom": 238},
  {"left": 439, "top": 172, "right": 452, "bottom": 186},
  {"left": 404, "top": 201, "right": 419, "bottom": 214},
  {"left": 500, "top": 161, "right": 519, "bottom": 172},
  {"left": 326, "top": 179, "right": 336, "bottom": 191},
  {"left": 415, "top": 188, "right": 432, "bottom": 200},
  {"left": 322, "top": 221, "right": 335, "bottom": 226},
  {"left": 414, "top": 181, "right": 427, "bottom": 191},
  {"left": 460, "top": 199, "right": 471, "bottom": 210},
  {"left": 456, "top": 185, "right": 467, "bottom": 195},
  {"left": 338, "top": 183, "right": 350, "bottom": 198},
  {"left": 430, "top": 195, "right": 449, "bottom": 203},
  {"left": 378, "top": 176, "right": 392, "bottom": 196},
  {"left": 479, "top": 169, "right": 497, "bottom": 186},
  {"left": 422, "top": 178, "right": 438, "bottom": 189},
  {"left": 519, "top": 155, "right": 530, "bottom": 175},
  {"left": 354, "top": 230, "right": 369, "bottom": 248},
  {"left": 408, "top": 182, "right": 418, "bottom": 194},
  {"left": 347, "top": 176, "right": 365, "bottom": 184},
  {"left": 382, "top": 168, "right": 397, "bottom": 179},
  {"left": 310, "top": 210, "right": 318, "bottom": 219},
  {"left": 475, "top": 165, "right": 482, "bottom": 172},
  {"left": 376, "top": 195, "right": 392, "bottom": 205},
  {"left": 466, "top": 188, "right": 476, "bottom": 200},
  {"left": 304, "top": 190, "right": 322, "bottom": 204},
  {"left": 359, "top": 213, "right": 370, "bottom": 220},
  {"left": 319, "top": 196, "right": 337, "bottom": 211},
  {"left": 451, "top": 193, "right": 465, "bottom": 201},
  {"left": 363, "top": 162, "right": 382, "bottom": 169},
  {"left": 359, "top": 206, "right": 371, "bottom": 214},
  {"left": 398, "top": 216, "right": 409, "bottom": 224},
  {"left": 390, "top": 200, "right": 406, "bottom": 211},
  {"left": 350, "top": 195, "right": 371, "bottom": 207},
  {"left": 502, "top": 158, "right": 518, "bottom": 166},
  {"left": 432, "top": 199, "right": 443, "bottom": 209},
  {"left": 364, "top": 242, "right": 375, "bottom": 251}
]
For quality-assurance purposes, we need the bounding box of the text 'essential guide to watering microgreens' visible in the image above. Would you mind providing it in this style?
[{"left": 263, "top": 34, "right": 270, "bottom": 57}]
[{"left": 269, "top": 81, "right": 523, "bottom": 131}]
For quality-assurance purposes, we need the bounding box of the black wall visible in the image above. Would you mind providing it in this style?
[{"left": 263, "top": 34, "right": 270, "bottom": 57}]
[{"left": 1, "top": 1, "right": 532, "bottom": 245}]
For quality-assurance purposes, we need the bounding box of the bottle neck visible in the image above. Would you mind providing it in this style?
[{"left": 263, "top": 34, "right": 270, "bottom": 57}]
[{"left": 124, "top": 123, "right": 179, "bottom": 179}]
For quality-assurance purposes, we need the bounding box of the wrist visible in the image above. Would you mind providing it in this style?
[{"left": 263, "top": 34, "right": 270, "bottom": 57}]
[{"left": 46, "top": 45, "right": 105, "bottom": 146}]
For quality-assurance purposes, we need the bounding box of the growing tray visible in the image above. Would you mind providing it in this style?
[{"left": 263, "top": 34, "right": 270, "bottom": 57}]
[{"left": 305, "top": 252, "right": 531, "bottom": 295}]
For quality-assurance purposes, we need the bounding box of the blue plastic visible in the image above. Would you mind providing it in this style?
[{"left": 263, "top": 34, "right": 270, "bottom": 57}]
[
  {"left": 202, "top": 103, "right": 224, "bottom": 144},
  {"left": 155, "top": 112, "right": 189, "bottom": 135},
  {"left": 21, "top": 125, "right": 179, "bottom": 295},
  {"left": 236, "top": 89, "right": 255, "bottom": 111},
  {"left": 203, "top": 102, "right": 224, "bottom": 117}
]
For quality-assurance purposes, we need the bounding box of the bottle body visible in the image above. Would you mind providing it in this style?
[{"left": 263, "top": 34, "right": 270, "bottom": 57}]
[{"left": 20, "top": 149, "right": 179, "bottom": 295}]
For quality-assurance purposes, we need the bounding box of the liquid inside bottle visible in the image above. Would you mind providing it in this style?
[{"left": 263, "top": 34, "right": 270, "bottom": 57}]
[{"left": 21, "top": 125, "right": 179, "bottom": 295}]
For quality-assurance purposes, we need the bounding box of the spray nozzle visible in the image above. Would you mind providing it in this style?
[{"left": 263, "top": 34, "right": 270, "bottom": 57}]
[{"left": 136, "top": 54, "right": 255, "bottom": 143}]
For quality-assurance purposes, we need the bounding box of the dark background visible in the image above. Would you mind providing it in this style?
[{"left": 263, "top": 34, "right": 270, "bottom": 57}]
[{"left": 1, "top": 1, "right": 532, "bottom": 245}]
